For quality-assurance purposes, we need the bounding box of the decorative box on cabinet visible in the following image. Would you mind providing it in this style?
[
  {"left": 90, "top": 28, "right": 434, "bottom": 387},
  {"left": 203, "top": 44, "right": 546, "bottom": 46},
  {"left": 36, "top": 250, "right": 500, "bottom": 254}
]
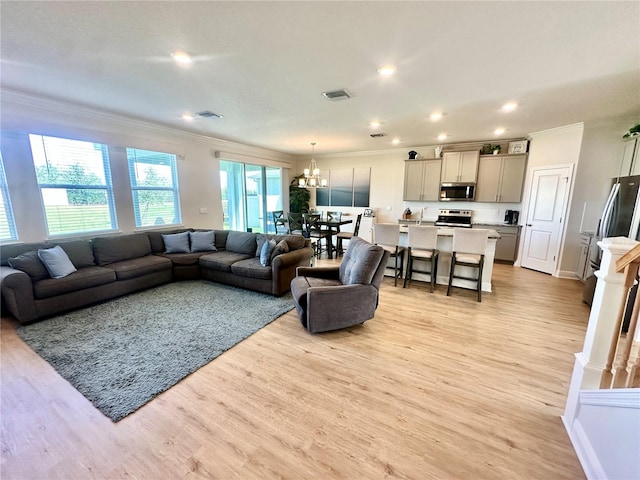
[
  {"left": 403, "top": 159, "right": 442, "bottom": 201},
  {"left": 476, "top": 154, "right": 527, "bottom": 202},
  {"left": 441, "top": 151, "right": 479, "bottom": 183}
]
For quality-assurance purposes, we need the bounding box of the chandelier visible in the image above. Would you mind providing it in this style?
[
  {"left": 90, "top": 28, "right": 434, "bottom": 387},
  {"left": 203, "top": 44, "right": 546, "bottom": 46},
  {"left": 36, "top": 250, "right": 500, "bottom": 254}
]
[{"left": 298, "top": 142, "right": 327, "bottom": 188}]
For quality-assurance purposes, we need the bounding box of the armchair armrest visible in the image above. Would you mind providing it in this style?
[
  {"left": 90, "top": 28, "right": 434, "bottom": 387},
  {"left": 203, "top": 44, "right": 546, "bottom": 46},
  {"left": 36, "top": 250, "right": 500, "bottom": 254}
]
[{"left": 306, "top": 283, "right": 378, "bottom": 333}]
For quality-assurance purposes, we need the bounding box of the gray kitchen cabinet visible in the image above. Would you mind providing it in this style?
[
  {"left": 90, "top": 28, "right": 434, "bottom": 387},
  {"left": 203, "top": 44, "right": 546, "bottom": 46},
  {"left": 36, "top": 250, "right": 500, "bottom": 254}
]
[
  {"left": 476, "top": 224, "right": 521, "bottom": 263},
  {"left": 441, "top": 151, "right": 479, "bottom": 183},
  {"left": 403, "top": 159, "right": 441, "bottom": 201},
  {"left": 476, "top": 154, "right": 526, "bottom": 202},
  {"left": 577, "top": 233, "right": 593, "bottom": 282},
  {"left": 623, "top": 136, "right": 640, "bottom": 176}
]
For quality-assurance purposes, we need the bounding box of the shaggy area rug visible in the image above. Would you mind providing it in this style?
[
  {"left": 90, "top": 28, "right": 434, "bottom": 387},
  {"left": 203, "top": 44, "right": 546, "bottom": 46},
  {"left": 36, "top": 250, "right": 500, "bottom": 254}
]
[{"left": 16, "top": 280, "right": 294, "bottom": 422}]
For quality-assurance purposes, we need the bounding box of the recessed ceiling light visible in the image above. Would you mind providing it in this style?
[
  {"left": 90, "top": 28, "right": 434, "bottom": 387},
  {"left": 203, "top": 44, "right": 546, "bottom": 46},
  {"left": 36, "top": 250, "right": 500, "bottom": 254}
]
[
  {"left": 369, "top": 121, "right": 382, "bottom": 128},
  {"left": 171, "top": 51, "right": 193, "bottom": 64},
  {"left": 430, "top": 112, "right": 443, "bottom": 121},
  {"left": 502, "top": 102, "right": 518, "bottom": 112},
  {"left": 391, "top": 138, "right": 400, "bottom": 144},
  {"left": 181, "top": 114, "right": 194, "bottom": 121},
  {"left": 377, "top": 65, "right": 396, "bottom": 76},
  {"left": 437, "top": 133, "right": 447, "bottom": 141},
  {"left": 494, "top": 127, "right": 506, "bottom": 135}
]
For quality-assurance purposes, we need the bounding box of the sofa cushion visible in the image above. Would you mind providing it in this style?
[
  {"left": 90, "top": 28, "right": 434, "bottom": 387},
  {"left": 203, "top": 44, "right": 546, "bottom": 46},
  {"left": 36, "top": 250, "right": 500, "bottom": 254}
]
[
  {"left": 255, "top": 233, "right": 268, "bottom": 257},
  {"left": 230, "top": 257, "right": 273, "bottom": 280},
  {"left": 93, "top": 234, "right": 152, "bottom": 266},
  {"left": 260, "top": 239, "right": 277, "bottom": 266},
  {"left": 290, "top": 276, "right": 342, "bottom": 312},
  {"left": 8, "top": 250, "right": 49, "bottom": 281},
  {"left": 145, "top": 228, "right": 192, "bottom": 254},
  {"left": 272, "top": 234, "right": 306, "bottom": 251},
  {"left": 1, "top": 242, "right": 48, "bottom": 266},
  {"left": 54, "top": 239, "right": 95, "bottom": 268},
  {"left": 271, "top": 239, "right": 289, "bottom": 262},
  {"left": 33, "top": 266, "right": 116, "bottom": 299},
  {"left": 226, "top": 231, "right": 257, "bottom": 255},
  {"left": 199, "top": 251, "right": 252, "bottom": 273},
  {"left": 189, "top": 230, "right": 216, "bottom": 253},
  {"left": 339, "top": 237, "right": 385, "bottom": 285},
  {"left": 156, "top": 252, "right": 210, "bottom": 266},
  {"left": 213, "top": 230, "right": 229, "bottom": 250},
  {"left": 38, "top": 245, "right": 77, "bottom": 279},
  {"left": 107, "top": 255, "right": 172, "bottom": 281},
  {"left": 162, "top": 232, "right": 190, "bottom": 253}
]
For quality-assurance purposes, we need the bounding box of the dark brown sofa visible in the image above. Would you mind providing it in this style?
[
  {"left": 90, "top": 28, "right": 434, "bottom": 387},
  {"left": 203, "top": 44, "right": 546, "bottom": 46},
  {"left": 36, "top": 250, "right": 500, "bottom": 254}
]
[{"left": 0, "top": 229, "right": 313, "bottom": 325}]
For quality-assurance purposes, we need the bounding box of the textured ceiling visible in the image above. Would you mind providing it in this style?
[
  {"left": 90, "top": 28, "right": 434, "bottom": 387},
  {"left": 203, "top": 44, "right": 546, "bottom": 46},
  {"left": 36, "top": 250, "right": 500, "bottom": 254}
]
[{"left": 1, "top": 1, "right": 639, "bottom": 154}]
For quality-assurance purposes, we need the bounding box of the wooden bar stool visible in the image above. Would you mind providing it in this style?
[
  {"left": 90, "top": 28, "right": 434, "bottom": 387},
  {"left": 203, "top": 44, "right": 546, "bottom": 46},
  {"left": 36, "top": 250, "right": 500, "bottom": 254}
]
[
  {"left": 404, "top": 225, "right": 439, "bottom": 292},
  {"left": 447, "top": 228, "right": 489, "bottom": 302},
  {"left": 373, "top": 223, "right": 405, "bottom": 286}
]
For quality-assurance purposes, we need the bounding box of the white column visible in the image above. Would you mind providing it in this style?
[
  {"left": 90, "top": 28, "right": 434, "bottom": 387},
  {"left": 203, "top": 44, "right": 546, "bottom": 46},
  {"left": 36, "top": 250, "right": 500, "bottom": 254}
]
[{"left": 563, "top": 236, "right": 638, "bottom": 426}]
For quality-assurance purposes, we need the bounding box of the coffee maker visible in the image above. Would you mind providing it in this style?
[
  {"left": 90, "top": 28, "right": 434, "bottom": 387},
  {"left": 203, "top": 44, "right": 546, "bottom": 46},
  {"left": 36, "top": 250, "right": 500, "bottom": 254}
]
[{"left": 504, "top": 210, "right": 519, "bottom": 225}]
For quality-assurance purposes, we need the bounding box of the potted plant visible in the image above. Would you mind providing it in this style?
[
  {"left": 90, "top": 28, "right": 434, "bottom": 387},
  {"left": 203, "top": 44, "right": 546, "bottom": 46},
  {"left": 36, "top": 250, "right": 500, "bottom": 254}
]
[
  {"left": 623, "top": 123, "right": 640, "bottom": 139},
  {"left": 491, "top": 145, "right": 502, "bottom": 155},
  {"left": 289, "top": 175, "right": 310, "bottom": 213}
]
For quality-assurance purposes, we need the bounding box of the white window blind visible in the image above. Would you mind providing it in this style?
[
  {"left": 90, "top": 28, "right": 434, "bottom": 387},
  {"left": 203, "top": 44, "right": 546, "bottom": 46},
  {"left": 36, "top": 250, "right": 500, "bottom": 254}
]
[
  {"left": 0, "top": 153, "right": 17, "bottom": 241},
  {"left": 28, "top": 134, "right": 117, "bottom": 236},
  {"left": 127, "top": 148, "right": 181, "bottom": 227}
]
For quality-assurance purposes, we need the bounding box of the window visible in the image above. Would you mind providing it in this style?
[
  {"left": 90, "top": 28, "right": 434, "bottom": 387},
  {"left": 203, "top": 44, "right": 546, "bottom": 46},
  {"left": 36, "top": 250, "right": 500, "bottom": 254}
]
[
  {"left": 0, "top": 152, "right": 17, "bottom": 241},
  {"left": 127, "top": 148, "right": 181, "bottom": 227},
  {"left": 29, "top": 134, "right": 117, "bottom": 236},
  {"left": 220, "top": 160, "right": 282, "bottom": 233}
]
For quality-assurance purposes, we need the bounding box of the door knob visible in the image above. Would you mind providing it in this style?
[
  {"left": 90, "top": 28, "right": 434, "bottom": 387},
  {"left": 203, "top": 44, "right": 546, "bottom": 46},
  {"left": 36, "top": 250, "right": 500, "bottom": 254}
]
[{"left": 526, "top": 224, "right": 532, "bottom": 227}]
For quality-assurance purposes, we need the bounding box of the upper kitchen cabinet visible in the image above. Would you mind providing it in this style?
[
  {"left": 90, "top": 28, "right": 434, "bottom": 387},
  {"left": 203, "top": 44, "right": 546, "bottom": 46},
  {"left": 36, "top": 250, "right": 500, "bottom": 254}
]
[
  {"left": 475, "top": 154, "right": 527, "bottom": 202},
  {"left": 404, "top": 159, "right": 442, "bottom": 201},
  {"left": 441, "top": 151, "right": 479, "bottom": 183},
  {"left": 621, "top": 136, "right": 640, "bottom": 176}
]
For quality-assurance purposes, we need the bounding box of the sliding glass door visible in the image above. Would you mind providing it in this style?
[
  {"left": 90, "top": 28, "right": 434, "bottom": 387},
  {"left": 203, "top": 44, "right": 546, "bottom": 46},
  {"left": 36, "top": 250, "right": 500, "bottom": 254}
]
[{"left": 219, "top": 160, "right": 282, "bottom": 233}]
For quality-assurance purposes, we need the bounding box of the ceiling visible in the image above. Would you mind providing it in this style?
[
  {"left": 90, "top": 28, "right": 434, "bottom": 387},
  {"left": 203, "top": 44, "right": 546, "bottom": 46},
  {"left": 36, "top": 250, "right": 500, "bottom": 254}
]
[{"left": 1, "top": 1, "right": 639, "bottom": 155}]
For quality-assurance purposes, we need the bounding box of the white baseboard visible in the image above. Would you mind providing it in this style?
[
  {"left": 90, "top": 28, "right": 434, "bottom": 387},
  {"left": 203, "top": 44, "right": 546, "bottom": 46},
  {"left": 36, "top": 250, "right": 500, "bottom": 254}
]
[{"left": 562, "top": 416, "right": 604, "bottom": 480}]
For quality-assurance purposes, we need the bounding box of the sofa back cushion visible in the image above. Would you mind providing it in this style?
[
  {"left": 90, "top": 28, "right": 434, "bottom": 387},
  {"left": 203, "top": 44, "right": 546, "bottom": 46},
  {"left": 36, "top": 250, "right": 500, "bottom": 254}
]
[
  {"left": 213, "top": 230, "right": 229, "bottom": 250},
  {"left": 92, "top": 233, "right": 152, "bottom": 266},
  {"left": 54, "top": 239, "right": 95, "bottom": 268},
  {"left": 225, "top": 231, "right": 257, "bottom": 255},
  {"left": 339, "top": 236, "right": 385, "bottom": 286}
]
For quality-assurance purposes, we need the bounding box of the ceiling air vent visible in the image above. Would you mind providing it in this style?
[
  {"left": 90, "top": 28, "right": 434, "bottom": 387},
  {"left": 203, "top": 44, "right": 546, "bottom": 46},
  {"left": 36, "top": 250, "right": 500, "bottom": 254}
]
[
  {"left": 322, "top": 89, "right": 353, "bottom": 101},
  {"left": 370, "top": 133, "right": 386, "bottom": 138},
  {"left": 196, "top": 110, "right": 224, "bottom": 119}
]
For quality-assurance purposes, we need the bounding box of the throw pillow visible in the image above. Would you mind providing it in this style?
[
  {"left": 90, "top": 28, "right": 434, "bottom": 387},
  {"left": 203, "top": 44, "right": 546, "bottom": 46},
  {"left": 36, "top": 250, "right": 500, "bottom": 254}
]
[
  {"left": 260, "top": 239, "right": 277, "bottom": 266},
  {"left": 190, "top": 230, "right": 216, "bottom": 252},
  {"left": 37, "top": 245, "right": 77, "bottom": 279},
  {"left": 255, "top": 234, "right": 268, "bottom": 257},
  {"left": 162, "top": 232, "right": 190, "bottom": 253},
  {"left": 270, "top": 239, "right": 289, "bottom": 263},
  {"left": 8, "top": 250, "right": 50, "bottom": 281}
]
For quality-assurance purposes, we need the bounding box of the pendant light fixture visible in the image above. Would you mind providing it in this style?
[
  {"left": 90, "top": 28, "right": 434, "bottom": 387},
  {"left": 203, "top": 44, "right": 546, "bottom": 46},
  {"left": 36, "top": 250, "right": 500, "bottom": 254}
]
[{"left": 298, "top": 142, "right": 327, "bottom": 188}]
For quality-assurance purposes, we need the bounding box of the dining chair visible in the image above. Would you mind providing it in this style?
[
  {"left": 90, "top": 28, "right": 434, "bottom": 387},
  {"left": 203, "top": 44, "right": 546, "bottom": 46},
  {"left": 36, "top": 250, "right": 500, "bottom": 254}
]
[
  {"left": 373, "top": 223, "right": 405, "bottom": 286},
  {"left": 447, "top": 228, "right": 489, "bottom": 302},
  {"left": 324, "top": 211, "right": 342, "bottom": 256},
  {"left": 304, "top": 213, "right": 332, "bottom": 260},
  {"left": 336, "top": 214, "right": 362, "bottom": 257},
  {"left": 287, "top": 213, "right": 304, "bottom": 235},
  {"left": 272, "top": 210, "right": 288, "bottom": 234},
  {"left": 404, "top": 225, "right": 439, "bottom": 292}
]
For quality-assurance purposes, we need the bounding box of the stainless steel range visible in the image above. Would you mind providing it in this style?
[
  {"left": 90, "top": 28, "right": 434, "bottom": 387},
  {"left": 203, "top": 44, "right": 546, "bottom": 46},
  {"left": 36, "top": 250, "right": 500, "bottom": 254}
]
[{"left": 434, "top": 209, "right": 472, "bottom": 228}]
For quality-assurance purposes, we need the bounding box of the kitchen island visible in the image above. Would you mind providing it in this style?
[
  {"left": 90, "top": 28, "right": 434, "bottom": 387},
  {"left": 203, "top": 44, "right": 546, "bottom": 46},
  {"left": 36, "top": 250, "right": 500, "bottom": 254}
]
[{"left": 397, "top": 227, "right": 500, "bottom": 292}]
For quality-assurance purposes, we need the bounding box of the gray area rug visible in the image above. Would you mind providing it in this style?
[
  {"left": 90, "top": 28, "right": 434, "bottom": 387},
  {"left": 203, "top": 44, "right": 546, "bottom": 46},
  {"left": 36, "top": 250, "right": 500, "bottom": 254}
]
[{"left": 17, "top": 280, "right": 294, "bottom": 422}]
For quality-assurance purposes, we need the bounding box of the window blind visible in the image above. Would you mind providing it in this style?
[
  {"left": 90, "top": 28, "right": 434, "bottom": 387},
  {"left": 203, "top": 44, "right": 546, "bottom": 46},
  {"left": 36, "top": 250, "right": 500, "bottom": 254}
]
[{"left": 0, "top": 153, "right": 17, "bottom": 241}]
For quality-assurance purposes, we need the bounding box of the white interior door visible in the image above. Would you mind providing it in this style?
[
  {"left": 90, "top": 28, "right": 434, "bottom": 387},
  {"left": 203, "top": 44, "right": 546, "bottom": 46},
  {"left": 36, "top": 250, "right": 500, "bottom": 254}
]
[{"left": 521, "top": 166, "right": 572, "bottom": 274}]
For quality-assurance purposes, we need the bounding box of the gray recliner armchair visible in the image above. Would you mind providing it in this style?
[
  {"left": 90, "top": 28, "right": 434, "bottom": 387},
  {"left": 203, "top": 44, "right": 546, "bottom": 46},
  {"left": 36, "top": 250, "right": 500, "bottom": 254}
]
[{"left": 290, "top": 236, "right": 390, "bottom": 333}]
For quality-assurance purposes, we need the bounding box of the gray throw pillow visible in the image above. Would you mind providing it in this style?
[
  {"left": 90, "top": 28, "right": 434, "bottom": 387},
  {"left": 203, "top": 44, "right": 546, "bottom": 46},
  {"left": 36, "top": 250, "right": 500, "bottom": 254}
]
[
  {"left": 162, "top": 232, "right": 190, "bottom": 253},
  {"left": 255, "top": 234, "right": 268, "bottom": 257},
  {"left": 260, "top": 239, "right": 277, "bottom": 266},
  {"left": 190, "top": 230, "right": 216, "bottom": 252},
  {"left": 37, "top": 245, "right": 77, "bottom": 279},
  {"left": 8, "top": 250, "right": 49, "bottom": 281},
  {"left": 270, "top": 239, "right": 289, "bottom": 263}
]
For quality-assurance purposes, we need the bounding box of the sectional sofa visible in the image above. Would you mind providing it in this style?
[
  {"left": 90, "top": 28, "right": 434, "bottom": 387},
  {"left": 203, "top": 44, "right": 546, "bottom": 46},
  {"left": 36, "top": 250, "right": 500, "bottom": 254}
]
[{"left": 0, "top": 228, "right": 313, "bottom": 325}]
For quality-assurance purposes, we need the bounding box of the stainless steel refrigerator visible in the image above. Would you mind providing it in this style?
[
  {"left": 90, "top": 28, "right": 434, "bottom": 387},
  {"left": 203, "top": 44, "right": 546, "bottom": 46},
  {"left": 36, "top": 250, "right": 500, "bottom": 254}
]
[{"left": 583, "top": 175, "right": 640, "bottom": 307}]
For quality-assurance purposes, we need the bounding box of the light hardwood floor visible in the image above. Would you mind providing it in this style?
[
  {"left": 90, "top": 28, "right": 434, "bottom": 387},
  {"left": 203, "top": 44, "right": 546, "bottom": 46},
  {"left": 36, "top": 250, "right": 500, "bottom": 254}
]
[{"left": 1, "top": 262, "right": 588, "bottom": 479}]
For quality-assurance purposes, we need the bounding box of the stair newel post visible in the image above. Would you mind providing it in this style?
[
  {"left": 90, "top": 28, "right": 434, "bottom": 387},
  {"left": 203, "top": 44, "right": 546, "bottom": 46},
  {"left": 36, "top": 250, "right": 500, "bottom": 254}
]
[
  {"left": 611, "top": 264, "right": 640, "bottom": 388},
  {"left": 563, "top": 237, "right": 638, "bottom": 427}
]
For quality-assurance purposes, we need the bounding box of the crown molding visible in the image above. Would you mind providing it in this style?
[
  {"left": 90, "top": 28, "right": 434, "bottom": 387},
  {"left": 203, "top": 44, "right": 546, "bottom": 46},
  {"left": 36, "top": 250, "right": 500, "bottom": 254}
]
[
  {"left": 0, "top": 89, "right": 297, "bottom": 165},
  {"left": 528, "top": 122, "right": 584, "bottom": 138}
]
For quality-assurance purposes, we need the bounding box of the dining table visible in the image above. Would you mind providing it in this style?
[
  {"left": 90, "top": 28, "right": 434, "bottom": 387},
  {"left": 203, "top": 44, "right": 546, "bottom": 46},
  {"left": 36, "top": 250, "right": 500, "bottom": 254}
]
[{"left": 317, "top": 218, "right": 352, "bottom": 259}]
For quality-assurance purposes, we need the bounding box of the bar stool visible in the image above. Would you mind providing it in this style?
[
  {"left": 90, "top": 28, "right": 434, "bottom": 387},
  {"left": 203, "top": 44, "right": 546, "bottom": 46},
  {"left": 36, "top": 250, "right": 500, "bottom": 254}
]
[
  {"left": 336, "top": 214, "right": 362, "bottom": 256},
  {"left": 403, "top": 225, "right": 439, "bottom": 292},
  {"left": 373, "top": 223, "right": 405, "bottom": 286},
  {"left": 447, "top": 228, "right": 490, "bottom": 302}
]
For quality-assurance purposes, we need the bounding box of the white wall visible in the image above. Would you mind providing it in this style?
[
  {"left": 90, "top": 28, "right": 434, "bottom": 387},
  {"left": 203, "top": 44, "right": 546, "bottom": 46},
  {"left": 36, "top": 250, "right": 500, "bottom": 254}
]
[{"left": 0, "top": 91, "right": 296, "bottom": 243}]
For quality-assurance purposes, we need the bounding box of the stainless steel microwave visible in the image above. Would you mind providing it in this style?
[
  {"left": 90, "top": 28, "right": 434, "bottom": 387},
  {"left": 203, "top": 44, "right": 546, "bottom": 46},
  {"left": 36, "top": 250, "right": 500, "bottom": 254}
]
[{"left": 440, "top": 183, "right": 476, "bottom": 201}]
